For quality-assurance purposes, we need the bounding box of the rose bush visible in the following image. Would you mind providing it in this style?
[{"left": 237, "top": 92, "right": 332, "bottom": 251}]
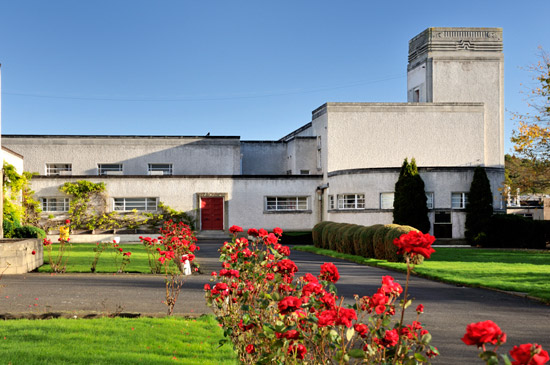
[
  {"left": 140, "top": 220, "right": 199, "bottom": 315},
  {"left": 205, "top": 226, "right": 438, "bottom": 364},
  {"left": 43, "top": 219, "right": 72, "bottom": 273}
]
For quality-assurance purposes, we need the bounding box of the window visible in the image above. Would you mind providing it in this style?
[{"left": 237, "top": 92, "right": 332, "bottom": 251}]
[
  {"left": 113, "top": 197, "right": 158, "bottom": 211},
  {"left": 451, "top": 192, "right": 468, "bottom": 209},
  {"left": 434, "top": 211, "right": 452, "bottom": 238},
  {"left": 41, "top": 198, "right": 70, "bottom": 212},
  {"left": 46, "top": 164, "right": 72, "bottom": 176},
  {"left": 98, "top": 164, "right": 123, "bottom": 175},
  {"left": 329, "top": 195, "right": 335, "bottom": 210},
  {"left": 413, "top": 88, "right": 420, "bottom": 102},
  {"left": 426, "top": 192, "right": 434, "bottom": 209},
  {"left": 317, "top": 136, "right": 322, "bottom": 170},
  {"left": 148, "top": 163, "right": 173, "bottom": 175},
  {"left": 338, "top": 194, "right": 365, "bottom": 209},
  {"left": 300, "top": 170, "right": 310, "bottom": 175},
  {"left": 380, "top": 192, "right": 394, "bottom": 209},
  {"left": 265, "top": 197, "right": 308, "bottom": 211}
]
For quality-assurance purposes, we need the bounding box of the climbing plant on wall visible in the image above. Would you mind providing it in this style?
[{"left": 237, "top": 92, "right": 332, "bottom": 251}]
[{"left": 60, "top": 180, "right": 107, "bottom": 229}]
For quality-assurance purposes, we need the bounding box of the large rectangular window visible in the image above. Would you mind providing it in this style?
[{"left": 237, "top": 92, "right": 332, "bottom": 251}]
[
  {"left": 380, "top": 192, "right": 394, "bottom": 209},
  {"left": 113, "top": 197, "right": 158, "bottom": 211},
  {"left": 41, "top": 198, "right": 70, "bottom": 212},
  {"left": 338, "top": 194, "right": 365, "bottom": 209},
  {"left": 265, "top": 197, "right": 308, "bottom": 211},
  {"left": 451, "top": 192, "right": 468, "bottom": 209},
  {"left": 46, "top": 164, "right": 72, "bottom": 176},
  {"left": 148, "top": 163, "right": 173, "bottom": 175},
  {"left": 98, "top": 164, "right": 123, "bottom": 175}
]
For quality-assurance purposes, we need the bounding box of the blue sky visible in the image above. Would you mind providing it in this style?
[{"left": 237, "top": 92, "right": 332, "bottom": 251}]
[{"left": 1, "top": 1, "right": 549, "bottom": 154}]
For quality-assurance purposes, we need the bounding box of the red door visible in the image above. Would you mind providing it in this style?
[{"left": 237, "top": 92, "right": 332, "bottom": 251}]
[{"left": 201, "top": 197, "right": 224, "bottom": 230}]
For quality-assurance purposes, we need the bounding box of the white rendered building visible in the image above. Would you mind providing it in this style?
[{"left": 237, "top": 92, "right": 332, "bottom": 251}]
[{"left": 2, "top": 27, "right": 506, "bottom": 239}]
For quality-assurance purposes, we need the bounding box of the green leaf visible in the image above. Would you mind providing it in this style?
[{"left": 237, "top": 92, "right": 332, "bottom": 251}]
[
  {"left": 346, "top": 327, "right": 355, "bottom": 341},
  {"left": 403, "top": 299, "right": 413, "bottom": 309},
  {"left": 501, "top": 354, "right": 512, "bottom": 365},
  {"left": 348, "top": 349, "right": 365, "bottom": 358},
  {"left": 414, "top": 353, "right": 428, "bottom": 362},
  {"left": 421, "top": 332, "right": 432, "bottom": 344}
]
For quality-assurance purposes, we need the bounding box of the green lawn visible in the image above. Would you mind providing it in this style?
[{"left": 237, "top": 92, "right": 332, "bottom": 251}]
[
  {"left": 292, "top": 246, "right": 550, "bottom": 302},
  {"left": 0, "top": 315, "right": 237, "bottom": 365},
  {"left": 38, "top": 243, "right": 154, "bottom": 273}
]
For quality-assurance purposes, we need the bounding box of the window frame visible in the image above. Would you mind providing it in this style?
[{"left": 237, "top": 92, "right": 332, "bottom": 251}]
[
  {"left": 426, "top": 192, "right": 434, "bottom": 210},
  {"left": 265, "top": 196, "right": 309, "bottom": 212},
  {"left": 337, "top": 193, "right": 365, "bottom": 210},
  {"left": 148, "top": 163, "right": 173, "bottom": 175},
  {"left": 380, "top": 192, "right": 395, "bottom": 210},
  {"left": 46, "top": 163, "right": 72, "bottom": 176},
  {"left": 98, "top": 163, "right": 123, "bottom": 175},
  {"left": 451, "top": 192, "right": 468, "bottom": 209},
  {"left": 113, "top": 197, "right": 159, "bottom": 212},
  {"left": 40, "top": 197, "right": 70, "bottom": 212}
]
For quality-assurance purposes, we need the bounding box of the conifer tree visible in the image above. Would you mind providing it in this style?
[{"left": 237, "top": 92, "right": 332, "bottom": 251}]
[
  {"left": 465, "top": 166, "right": 494, "bottom": 244},
  {"left": 393, "top": 158, "right": 430, "bottom": 233}
]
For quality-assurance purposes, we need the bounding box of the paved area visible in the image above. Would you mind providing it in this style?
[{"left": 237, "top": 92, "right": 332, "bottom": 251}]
[{"left": 1, "top": 241, "right": 549, "bottom": 364}]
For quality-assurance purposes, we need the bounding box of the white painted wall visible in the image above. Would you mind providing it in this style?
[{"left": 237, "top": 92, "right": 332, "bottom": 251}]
[
  {"left": 321, "top": 103, "right": 485, "bottom": 172},
  {"left": 29, "top": 176, "right": 322, "bottom": 231},
  {"left": 3, "top": 136, "right": 242, "bottom": 176}
]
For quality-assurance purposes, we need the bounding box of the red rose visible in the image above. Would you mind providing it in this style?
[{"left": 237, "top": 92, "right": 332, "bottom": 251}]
[
  {"left": 204, "top": 284, "right": 211, "bottom": 291},
  {"left": 273, "top": 227, "right": 283, "bottom": 236},
  {"left": 380, "top": 276, "right": 403, "bottom": 295},
  {"left": 247, "top": 228, "right": 259, "bottom": 237},
  {"left": 288, "top": 343, "right": 307, "bottom": 360},
  {"left": 245, "top": 344, "right": 255, "bottom": 354},
  {"left": 258, "top": 228, "right": 268, "bottom": 237},
  {"left": 461, "top": 320, "right": 506, "bottom": 347},
  {"left": 317, "top": 309, "right": 337, "bottom": 327},
  {"left": 275, "top": 259, "right": 298, "bottom": 276},
  {"left": 265, "top": 233, "right": 278, "bottom": 245},
  {"left": 416, "top": 304, "right": 424, "bottom": 313},
  {"left": 282, "top": 329, "right": 300, "bottom": 340},
  {"left": 229, "top": 225, "right": 243, "bottom": 234},
  {"left": 335, "top": 307, "right": 357, "bottom": 328},
  {"left": 509, "top": 343, "right": 549, "bottom": 365},
  {"left": 65, "top": 219, "right": 71, "bottom": 225},
  {"left": 319, "top": 262, "right": 340, "bottom": 283},
  {"left": 278, "top": 296, "right": 302, "bottom": 314},
  {"left": 31, "top": 250, "right": 36, "bottom": 255},
  {"left": 374, "top": 328, "right": 399, "bottom": 347},
  {"left": 393, "top": 231, "right": 436, "bottom": 259},
  {"left": 354, "top": 323, "right": 368, "bottom": 337}
]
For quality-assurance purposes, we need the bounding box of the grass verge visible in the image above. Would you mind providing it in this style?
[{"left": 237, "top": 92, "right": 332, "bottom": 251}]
[
  {"left": 0, "top": 315, "right": 237, "bottom": 365},
  {"left": 292, "top": 246, "right": 550, "bottom": 302},
  {"left": 38, "top": 243, "right": 155, "bottom": 273}
]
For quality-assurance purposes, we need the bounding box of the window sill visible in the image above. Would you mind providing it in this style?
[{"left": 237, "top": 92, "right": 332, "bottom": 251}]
[{"left": 263, "top": 210, "right": 312, "bottom": 214}]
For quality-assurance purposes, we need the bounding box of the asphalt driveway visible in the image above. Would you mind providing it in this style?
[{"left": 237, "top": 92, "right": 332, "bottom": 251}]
[{"left": 1, "top": 241, "right": 548, "bottom": 364}]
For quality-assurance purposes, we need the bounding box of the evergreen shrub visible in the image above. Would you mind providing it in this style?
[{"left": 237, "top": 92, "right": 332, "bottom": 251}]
[
  {"left": 484, "top": 214, "right": 546, "bottom": 249},
  {"left": 13, "top": 225, "right": 47, "bottom": 239}
]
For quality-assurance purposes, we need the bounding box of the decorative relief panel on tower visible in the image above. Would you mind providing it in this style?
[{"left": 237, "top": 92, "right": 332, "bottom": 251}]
[{"left": 408, "top": 27, "right": 503, "bottom": 64}]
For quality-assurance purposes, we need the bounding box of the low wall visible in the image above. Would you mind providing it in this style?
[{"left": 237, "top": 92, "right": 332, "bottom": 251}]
[
  {"left": 45, "top": 234, "right": 146, "bottom": 243},
  {"left": 0, "top": 239, "right": 43, "bottom": 274}
]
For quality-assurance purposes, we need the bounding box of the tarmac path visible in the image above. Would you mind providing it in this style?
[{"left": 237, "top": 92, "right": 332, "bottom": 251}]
[{"left": 1, "top": 240, "right": 549, "bottom": 364}]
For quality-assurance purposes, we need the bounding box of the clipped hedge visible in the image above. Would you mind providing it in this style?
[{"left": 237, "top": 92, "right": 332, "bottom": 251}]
[
  {"left": 384, "top": 225, "right": 417, "bottom": 263},
  {"left": 354, "top": 224, "right": 383, "bottom": 258},
  {"left": 312, "top": 221, "right": 333, "bottom": 248},
  {"left": 373, "top": 224, "right": 400, "bottom": 259},
  {"left": 341, "top": 225, "right": 363, "bottom": 255},
  {"left": 312, "top": 221, "right": 431, "bottom": 263}
]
